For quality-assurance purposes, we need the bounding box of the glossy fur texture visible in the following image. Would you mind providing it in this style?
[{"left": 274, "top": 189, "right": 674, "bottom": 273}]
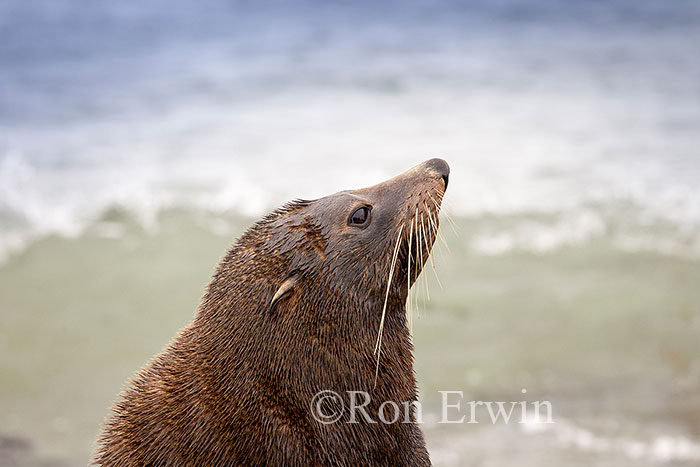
[{"left": 94, "top": 158, "right": 450, "bottom": 466}]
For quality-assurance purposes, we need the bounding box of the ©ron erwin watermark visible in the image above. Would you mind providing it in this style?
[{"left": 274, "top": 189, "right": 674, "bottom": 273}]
[{"left": 310, "top": 389, "right": 554, "bottom": 425}]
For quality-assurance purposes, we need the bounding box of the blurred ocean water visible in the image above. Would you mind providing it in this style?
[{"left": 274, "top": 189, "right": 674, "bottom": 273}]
[
  {"left": 1, "top": 0, "right": 699, "bottom": 260},
  {"left": 1, "top": 0, "right": 699, "bottom": 465}
]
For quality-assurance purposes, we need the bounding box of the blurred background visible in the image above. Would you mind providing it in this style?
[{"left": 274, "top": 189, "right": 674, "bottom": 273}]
[{"left": 1, "top": 0, "right": 699, "bottom": 465}]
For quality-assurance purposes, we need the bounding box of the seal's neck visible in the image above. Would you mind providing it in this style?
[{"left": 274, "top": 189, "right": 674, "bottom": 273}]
[{"left": 198, "top": 252, "right": 419, "bottom": 401}]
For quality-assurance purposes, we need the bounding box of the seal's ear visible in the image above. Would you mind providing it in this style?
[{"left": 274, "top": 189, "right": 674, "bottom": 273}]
[{"left": 271, "top": 276, "right": 296, "bottom": 311}]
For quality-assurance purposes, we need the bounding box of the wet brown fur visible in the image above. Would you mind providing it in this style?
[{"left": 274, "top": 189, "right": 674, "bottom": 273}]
[{"left": 94, "top": 159, "right": 449, "bottom": 466}]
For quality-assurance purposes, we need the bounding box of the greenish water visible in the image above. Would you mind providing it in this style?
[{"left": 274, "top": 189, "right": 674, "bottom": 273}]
[{"left": 1, "top": 210, "right": 699, "bottom": 465}]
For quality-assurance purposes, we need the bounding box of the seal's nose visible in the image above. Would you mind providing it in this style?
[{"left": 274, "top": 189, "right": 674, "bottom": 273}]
[{"left": 424, "top": 158, "right": 450, "bottom": 190}]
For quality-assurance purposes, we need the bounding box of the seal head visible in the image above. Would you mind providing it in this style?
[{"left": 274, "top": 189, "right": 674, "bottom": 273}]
[{"left": 95, "top": 158, "right": 449, "bottom": 466}]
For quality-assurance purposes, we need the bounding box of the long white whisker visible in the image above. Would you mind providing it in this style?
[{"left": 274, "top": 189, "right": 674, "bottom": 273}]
[
  {"left": 426, "top": 201, "right": 449, "bottom": 253},
  {"left": 417, "top": 214, "right": 426, "bottom": 315},
  {"left": 425, "top": 207, "right": 444, "bottom": 291},
  {"left": 429, "top": 192, "right": 459, "bottom": 237},
  {"left": 373, "top": 224, "right": 404, "bottom": 387},
  {"left": 420, "top": 216, "right": 431, "bottom": 301},
  {"left": 413, "top": 214, "right": 420, "bottom": 317},
  {"left": 375, "top": 224, "right": 404, "bottom": 354},
  {"left": 431, "top": 207, "right": 449, "bottom": 265},
  {"left": 426, "top": 199, "right": 450, "bottom": 252},
  {"left": 407, "top": 220, "right": 413, "bottom": 333}
]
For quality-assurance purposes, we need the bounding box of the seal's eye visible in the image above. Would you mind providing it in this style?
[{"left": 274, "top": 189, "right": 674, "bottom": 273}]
[{"left": 348, "top": 206, "right": 371, "bottom": 226}]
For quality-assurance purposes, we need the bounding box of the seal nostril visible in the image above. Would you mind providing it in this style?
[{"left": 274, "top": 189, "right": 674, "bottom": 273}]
[{"left": 442, "top": 174, "right": 449, "bottom": 190}]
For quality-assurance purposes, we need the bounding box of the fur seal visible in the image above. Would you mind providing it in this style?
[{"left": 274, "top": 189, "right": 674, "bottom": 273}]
[{"left": 94, "top": 158, "right": 450, "bottom": 466}]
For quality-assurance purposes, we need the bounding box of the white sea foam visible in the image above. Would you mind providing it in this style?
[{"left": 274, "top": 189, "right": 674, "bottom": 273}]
[
  {"left": 520, "top": 417, "right": 700, "bottom": 463},
  {"left": 1, "top": 0, "right": 699, "bottom": 264},
  {"left": 425, "top": 416, "right": 700, "bottom": 466},
  {"left": 470, "top": 210, "right": 607, "bottom": 255}
]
